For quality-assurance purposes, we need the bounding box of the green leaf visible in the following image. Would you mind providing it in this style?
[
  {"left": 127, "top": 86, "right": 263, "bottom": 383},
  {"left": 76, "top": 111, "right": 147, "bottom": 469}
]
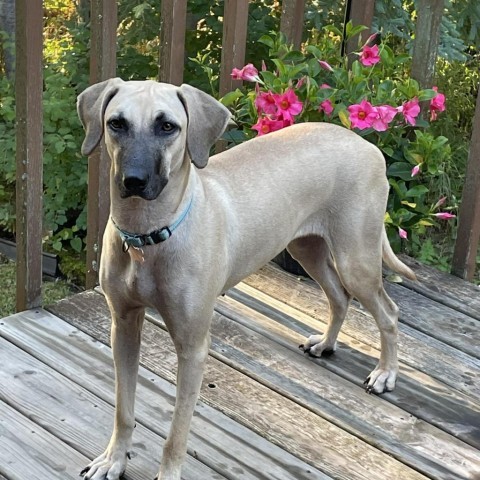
[
  {"left": 282, "top": 50, "right": 305, "bottom": 63},
  {"left": 323, "top": 25, "right": 343, "bottom": 37},
  {"left": 387, "top": 162, "right": 414, "bottom": 181},
  {"left": 418, "top": 89, "right": 437, "bottom": 101},
  {"left": 338, "top": 109, "right": 351, "bottom": 129},
  {"left": 405, "top": 185, "right": 429, "bottom": 198},
  {"left": 220, "top": 89, "right": 244, "bottom": 107},
  {"left": 258, "top": 34, "right": 275, "bottom": 48},
  {"left": 346, "top": 24, "right": 368, "bottom": 41},
  {"left": 305, "top": 45, "right": 322, "bottom": 59},
  {"left": 272, "top": 59, "right": 287, "bottom": 77},
  {"left": 54, "top": 141, "right": 66, "bottom": 154},
  {"left": 70, "top": 237, "right": 83, "bottom": 253},
  {"left": 260, "top": 71, "right": 277, "bottom": 85}
]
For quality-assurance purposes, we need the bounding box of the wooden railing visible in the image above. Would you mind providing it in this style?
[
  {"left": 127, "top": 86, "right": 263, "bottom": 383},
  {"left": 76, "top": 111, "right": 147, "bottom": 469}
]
[{"left": 13, "top": 0, "right": 480, "bottom": 311}]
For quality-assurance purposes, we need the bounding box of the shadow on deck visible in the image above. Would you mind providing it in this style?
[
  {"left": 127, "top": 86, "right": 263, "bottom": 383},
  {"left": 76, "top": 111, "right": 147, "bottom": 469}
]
[{"left": 1, "top": 258, "right": 479, "bottom": 479}]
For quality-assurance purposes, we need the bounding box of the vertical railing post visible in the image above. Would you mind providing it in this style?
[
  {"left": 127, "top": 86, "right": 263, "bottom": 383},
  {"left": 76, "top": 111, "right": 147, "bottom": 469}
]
[
  {"left": 218, "top": 0, "right": 249, "bottom": 98},
  {"left": 280, "top": 0, "right": 305, "bottom": 49},
  {"left": 343, "top": 0, "right": 375, "bottom": 57},
  {"left": 451, "top": 85, "right": 480, "bottom": 281},
  {"left": 85, "top": 0, "right": 117, "bottom": 288},
  {"left": 411, "top": 0, "right": 443, "bottom": 89},
  {"left": 15, "top": 0, "right": 43, "bottom": 311},
  {"left": 158, "top": 0, "right": 187, "bottom": 85}
]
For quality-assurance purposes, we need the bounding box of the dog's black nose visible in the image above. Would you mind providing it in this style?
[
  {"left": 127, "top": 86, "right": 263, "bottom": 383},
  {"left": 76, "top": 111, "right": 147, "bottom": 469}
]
[{"left": 123, "top": 174, "right": 148, "bottom": 193}]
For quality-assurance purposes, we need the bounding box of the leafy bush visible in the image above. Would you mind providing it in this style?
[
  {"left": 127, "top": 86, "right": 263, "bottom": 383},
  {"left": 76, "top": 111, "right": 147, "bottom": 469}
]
[
  {"left": 0, "top": 0, "right": 89, "bottom": 283},
  {"left": 221, "top": 28, "right": 457, "bottom": 251}
]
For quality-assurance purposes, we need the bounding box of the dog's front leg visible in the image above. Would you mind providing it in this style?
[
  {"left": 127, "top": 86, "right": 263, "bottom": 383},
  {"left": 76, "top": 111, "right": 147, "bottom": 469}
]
[
  {"left": 157, "top": 310, "right": 212, "bottom": 480},
  {"left": 81, "top": 306, "right": 144, "bottom": 480}
]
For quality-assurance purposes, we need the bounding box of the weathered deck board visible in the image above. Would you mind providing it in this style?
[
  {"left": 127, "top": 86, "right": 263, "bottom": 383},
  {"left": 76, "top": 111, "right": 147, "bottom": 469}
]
[
  {"left": 0, "top": 309, "right": 323, "bottom": 480},
  {"left": 213, "top": 295, "right": 480, "bottom": 479},
  {"left": 243, "top": 265, "right": 480, "bottom": 401},
  {"left": 1, "top": 258, "right": 479, "bottom": 480},
  {"left": 0, "top": 333, "right": 221, "bottom": 480},
  {"left": 0, "top": 401, "right": 88, "bottom": 480},
  {"left": 396, "top": 255, "right": 480, "bottom": 321},
  {"left": 384, "top": 281, "right": 479, "bottom": 358},
  {"left": 49, "top": 292, "right": 429, "bottom": 480}
]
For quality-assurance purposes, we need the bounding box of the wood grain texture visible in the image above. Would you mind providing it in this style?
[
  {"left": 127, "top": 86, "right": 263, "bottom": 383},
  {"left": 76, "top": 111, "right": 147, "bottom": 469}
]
[
  {"left": 0, "top": 308, "right": 328, "bottom": 480},
  {"left": 213, "top": 294, "right": 480, "bottom": 480},
  {"left": 0, "top": 401, "right": 89, "bottom": 480},
  {"left": 452, "top": 84, "right": 480, "bottom": 280},
  {"left": 46, "top": 294, "right": 426, "bottom": 480},
  {"left": 14, "top": 0, "right": 43, "bottom": 310},
  {"left": 280, "top": 0, "right": 305, "bottom": 49},
  {"left": 159, "top": 0, "right": 187, "bottom": 85},
  {"left": 0, "top": 334, "right": 222, "bottom": 480},
  {"left": 219, "top": 0, "right": 249, "bottom": 97},
  {"left": 395, "top": 255, "right": 480, "bottom": 321},
  {"left": 384, "top": 281, "right": 479, "bottom": 358},
  {"left": 242, "top": 265, "right": 480, "bottom": 402},
  {"left": 85, "top": 0, "right": 117, "bottom": 288},
  {"left": 411, "top": 0, "right": 443, "bottom": 89}
]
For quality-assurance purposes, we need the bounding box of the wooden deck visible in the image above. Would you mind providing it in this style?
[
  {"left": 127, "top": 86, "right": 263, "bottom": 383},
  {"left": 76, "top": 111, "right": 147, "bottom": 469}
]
[{"left": 1, "top": 258, "right": 479, "bottom": 480}]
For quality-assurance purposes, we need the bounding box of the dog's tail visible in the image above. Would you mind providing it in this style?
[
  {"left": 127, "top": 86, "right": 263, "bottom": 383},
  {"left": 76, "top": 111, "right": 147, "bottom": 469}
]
[{"left": 382, "top": 229, "right": 417, "bottom": 281}]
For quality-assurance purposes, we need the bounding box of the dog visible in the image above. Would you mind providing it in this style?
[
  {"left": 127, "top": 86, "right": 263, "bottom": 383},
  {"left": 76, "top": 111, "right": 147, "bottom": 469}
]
[{"left": 77, "top": 78, "right": 416, "bottom": 480}]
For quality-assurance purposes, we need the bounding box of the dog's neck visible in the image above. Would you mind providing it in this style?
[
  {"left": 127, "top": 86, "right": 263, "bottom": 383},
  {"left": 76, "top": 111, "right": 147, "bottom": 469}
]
[{"left": 109, "top": 160, "right": 195, "bottom": 235}]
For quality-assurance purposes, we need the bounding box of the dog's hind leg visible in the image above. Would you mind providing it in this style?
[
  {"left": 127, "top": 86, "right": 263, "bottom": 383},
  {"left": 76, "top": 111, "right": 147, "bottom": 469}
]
[
  {"left": 326, "top": 231, "right": 400, "bottom": 394},
  {"left": 81, "top": 305, "right": 144, "bottom": 480},
  {"left": 288, "top": 236, "right": 352, "bottom": 357}
]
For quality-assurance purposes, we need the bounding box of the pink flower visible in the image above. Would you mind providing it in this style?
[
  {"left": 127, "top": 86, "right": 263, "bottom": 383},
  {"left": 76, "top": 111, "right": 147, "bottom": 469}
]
[
  {"left": 252, "top": 116, "right": 285, "bottom": 136},
  {"left": 320, "top": 83, "right": 332, "bottom": 89},
  {"left": 319, "top": 60, "right": 333, "bottom": 72},
  {"left": 371, "top": 105, "right": 397, "bottom": 132},
  {"left": 231, "top": 63, "right": 259, "bottom": 82},
  {"left": 430, "top": 87, "right": 446, "bottom": 121},
  {"left": 398, "top": 98, "right": 420, "bottom": 126},
  {"left": 411, "top": 164, "right": 421, "bottom": 177},
  {"left": 319, "top": 99, "right": 334, "bottom": 116},
  {"left": 274, "top": 89, "right": 303, "bottom": 122},
  {"left": 348, "top": 100, "right": 377, "bottom": 129},
  {"left": 255, "top": 91, "right": 278, "bottom": 115},
  {"left": 398, "top": 227, "right": 408, "bottom": 239},
  {"left": 434, "top": 212, "right": 456, "bottom": 220},
  {"left": 359, "top": 45, "right": 380, "bottom": 67},
  {"left": 279, "top": 115, "right": 294, "bottom": 128},
  {"left": 434, "top": 196, "right": 447, "bottom": 209},
  {"left": 365, "top": 33, "right": 379, "bottom": 46}
]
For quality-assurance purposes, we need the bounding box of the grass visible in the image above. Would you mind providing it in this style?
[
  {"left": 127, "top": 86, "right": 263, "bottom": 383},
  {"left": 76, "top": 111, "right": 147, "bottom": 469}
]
[{"left": 0, "top": 254, "right": 76, "bottom": 317}]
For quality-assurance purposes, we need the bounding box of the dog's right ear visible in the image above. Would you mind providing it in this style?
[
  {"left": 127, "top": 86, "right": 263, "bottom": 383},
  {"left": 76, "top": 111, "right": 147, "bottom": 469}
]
[{"left": 77, "top": 78, "right": 124, "bottom": 156}]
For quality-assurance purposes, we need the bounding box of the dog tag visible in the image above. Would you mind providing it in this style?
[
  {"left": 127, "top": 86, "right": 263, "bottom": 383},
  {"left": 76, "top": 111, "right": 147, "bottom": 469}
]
[{"left": 129, "top": 246, "right": 145, "bottom": 264}]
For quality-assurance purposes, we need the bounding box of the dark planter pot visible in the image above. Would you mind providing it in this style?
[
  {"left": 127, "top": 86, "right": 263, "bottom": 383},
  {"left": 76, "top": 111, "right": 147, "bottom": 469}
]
[
  {"left": 272, "top": 249, "right": 308, "bottom": 277},
  {"left": 0, "top": 238, "right": 60, "bottom": 277}
]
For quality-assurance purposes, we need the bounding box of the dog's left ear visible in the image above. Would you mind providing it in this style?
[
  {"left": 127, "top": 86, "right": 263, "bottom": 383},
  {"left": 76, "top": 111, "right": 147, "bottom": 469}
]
[
  {"left": 77, "top": 77, "right": 124, "bottom": 156},
  {"left": 177, "top": 84, "right": 230, "bottom": 168}
]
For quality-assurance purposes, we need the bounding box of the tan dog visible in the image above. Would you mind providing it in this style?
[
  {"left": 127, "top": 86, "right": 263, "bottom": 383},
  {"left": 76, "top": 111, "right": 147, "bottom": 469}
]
[{"left": 77, "top": 79, "right": 415, "bottom": 480}]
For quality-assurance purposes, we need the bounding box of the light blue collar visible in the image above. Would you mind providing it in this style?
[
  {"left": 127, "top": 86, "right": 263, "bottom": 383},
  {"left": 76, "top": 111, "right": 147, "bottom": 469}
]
[{"left": 111, "top": 197, "right": 193, "bottom": 252}]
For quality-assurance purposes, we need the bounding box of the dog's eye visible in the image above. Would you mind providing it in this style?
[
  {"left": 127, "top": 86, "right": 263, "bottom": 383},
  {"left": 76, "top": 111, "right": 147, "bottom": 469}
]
[
  {"left": 162, "top": 122, "right": 175, "bottom": 132},
  {"left": 108, "top": 118, "right": 125, "bottom": 130}
]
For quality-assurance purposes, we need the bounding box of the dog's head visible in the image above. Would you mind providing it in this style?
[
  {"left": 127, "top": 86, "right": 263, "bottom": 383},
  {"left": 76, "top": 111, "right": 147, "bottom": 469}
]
[{"left": 77, "top": 78, "right": 230, "bottom": 200}]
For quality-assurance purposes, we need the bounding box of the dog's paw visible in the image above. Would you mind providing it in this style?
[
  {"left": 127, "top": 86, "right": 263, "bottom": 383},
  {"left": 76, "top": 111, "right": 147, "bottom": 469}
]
[
  {"left": 80, "top": 449, "right": 130, "bottom": 480},
  {"left": 364, "top": 366, "right": 397, "bottom": 394},
  {"left": 299, "top": 334, "right": 336, "bottom": 358}
]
